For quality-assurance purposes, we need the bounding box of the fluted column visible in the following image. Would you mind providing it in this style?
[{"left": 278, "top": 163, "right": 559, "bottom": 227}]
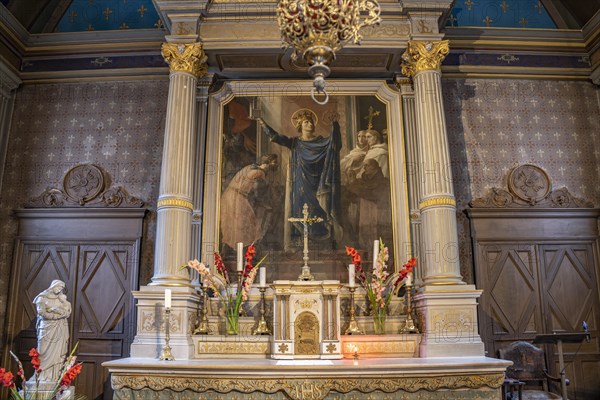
[
  {"left": 397, "top": 77, "right": 423, "bottom": 285},
  {"left": 190, "top": 74, "right": 213, "bottom": 287},
  {"left": 150, "top": 42, "right": 208, "bottom": 287},
  {"left": 401, "top": 40, "right": 464, "bottom": 286},
  {"left": 0, "top": 61, "right": 21, "bottom": 194}
]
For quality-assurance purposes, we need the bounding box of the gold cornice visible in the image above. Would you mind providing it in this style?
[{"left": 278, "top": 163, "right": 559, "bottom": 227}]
[
  {"left": 401, "top": 40, "right": 449, "bottom": 78},
  {"left": 419, "top": 197, "right": 456, "bottom": 210},
  {"left": 161, "top": 42, "right": 208, "bottom": 78},
  {"left": 157, "top": 198, "right": 194, "bottom": 210},
  {"left": 112, "top": 373, "right": 505, "bottom": 396}
]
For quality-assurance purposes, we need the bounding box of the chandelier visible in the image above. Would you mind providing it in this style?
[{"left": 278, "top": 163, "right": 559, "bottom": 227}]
[{"left": 277, "top": 0, "right": 381, "bottom": 104}]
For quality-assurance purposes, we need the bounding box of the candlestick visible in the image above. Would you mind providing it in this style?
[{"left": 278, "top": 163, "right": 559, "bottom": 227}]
[
  {"left": 194, "top": 281, "right": 210, "bottom": 335},
  {"left": 372, "top": 240, "right": 379, "bottom": 268},
  {"left": 345, "top": 286, "right": 363, "bottom": 335},
  {"left": 401, "top": 281, "right": 419, "bottom": 334},
  {"left": 253, "top": 287, "right": 271, "bottom": 335},
  {"left": 159, "top": 307, "right": 175, "bottom": 360},
  {"left": 164, "top": 289, "right": 172, "bottom": 309},
  {"left": 237, "top": 242, "right": 244, "bottom": 271},
  {"left": 259, "top": 266, "right": 266, "bottom": 287},
  {"left": 348, "top": 264, "right": 355, "bottom": 287}
]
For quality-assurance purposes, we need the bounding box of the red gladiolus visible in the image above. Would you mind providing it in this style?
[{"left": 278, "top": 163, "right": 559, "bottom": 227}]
[
  {"left": 29, "top": 348, "right": 41, "bottom": 373},
  {"left": 1, "top": 370, "right": 15, "bottom": 388},
  {"left": 214, "top": 252, "right": 228, "bottom": 281},
  {"left": 60, "top": 363, "right": 83, "bottom": 387}
]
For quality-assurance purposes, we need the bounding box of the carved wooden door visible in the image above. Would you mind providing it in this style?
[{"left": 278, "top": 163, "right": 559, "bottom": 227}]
[
  {"left": 538, "top": 244, "right": 600, "bottom": 399},
  {"left": 72, "top": 243, "right": 139, "bottom": 399},
  {"left": 476, "top": 243, "right": 544, "bottom": 354}
]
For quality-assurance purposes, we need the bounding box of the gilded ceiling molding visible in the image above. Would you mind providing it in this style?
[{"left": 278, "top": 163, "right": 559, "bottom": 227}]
[
  {"left": 400, "top": 40, "right": 450, "bottom": 78},
  {"left": 112, "top": 373, "right": 504, "bottom": 399},
  {"left": 161, "top": 42, "right": 208, "bottom": 78}
]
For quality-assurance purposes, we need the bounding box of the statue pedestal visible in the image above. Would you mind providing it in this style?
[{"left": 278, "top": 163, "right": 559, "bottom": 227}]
[{"left": 270, "top": 280, "right": 343, "bottom": 359}]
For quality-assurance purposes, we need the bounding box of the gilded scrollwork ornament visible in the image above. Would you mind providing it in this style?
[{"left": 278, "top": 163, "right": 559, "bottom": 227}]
[
  {"left": 161, "top": 42, "right": 208, "bottom": 78},
  {"left": 400, "top": 40, "right": 450, "bottom": 78}
]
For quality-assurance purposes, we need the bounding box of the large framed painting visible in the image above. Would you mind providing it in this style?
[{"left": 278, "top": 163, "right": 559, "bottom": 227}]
[{"left": 202, "top": 81, "right": 410, "bottom": 282}]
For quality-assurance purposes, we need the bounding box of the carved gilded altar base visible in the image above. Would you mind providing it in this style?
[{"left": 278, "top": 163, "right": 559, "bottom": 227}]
[{"left": 104, "top": 356, "right": 510, "bottom": 400}]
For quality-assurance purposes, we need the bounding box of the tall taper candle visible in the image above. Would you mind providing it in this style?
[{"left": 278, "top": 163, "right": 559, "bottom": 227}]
[
  {"left": 259, "top": 266, "right": 266, "bottom": 287},
  {"left": 165, "top": 289, "right": 172, "bottom": 309},
  {"left": 373, "top": 240, "right": 379, "bottom": 268},
  {"left": 237, "top": 242, "right": 244, "bottom": 271},
  {"left": 348, "top": 264, "right": 355, "bottom": 287},
  {"left": 406, "top": 272, "right": 412, "bottom": 286}
]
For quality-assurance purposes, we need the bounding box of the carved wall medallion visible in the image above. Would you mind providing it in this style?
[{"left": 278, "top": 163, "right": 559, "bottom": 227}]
[
  {"left": 470, "top": 164, "right": 593, "bottom": 208},
  {"left": 508, "top": 164, "right": 551, "bottom": 205},
  {"left": 29, "top": 164, "right": 144, "bottom": 208}
]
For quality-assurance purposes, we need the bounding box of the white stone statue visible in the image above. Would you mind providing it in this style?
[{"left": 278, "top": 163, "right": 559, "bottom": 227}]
[{"left": 32, "top": 280, "right": 71, "bottom": 381}]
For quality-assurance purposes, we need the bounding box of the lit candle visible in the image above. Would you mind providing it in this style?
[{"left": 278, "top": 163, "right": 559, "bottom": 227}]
[
  {"left": 348, "top": 264, "right": 355, "bottom": 287},
  {"left": 237, "top": 242, "right": 244, "bottom": 271},
  {"left": 372, "top": 240, "right": 379, "bottom": 268},
  {"left": 165, "top": 289, "right": 172, "bottom": 309},
  {"left": 406, "top": 272, "right": 412, "bottom": 286},
  {"left": 259, "top": 266, "right": 266, "bottom": 287}
]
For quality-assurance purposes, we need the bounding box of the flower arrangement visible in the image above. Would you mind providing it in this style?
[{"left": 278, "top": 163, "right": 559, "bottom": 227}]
[
  {"left": 346, "top": 240, "right": 416, "bottom": 334},
  {"left": 1, "top": 345, "right": 83, "bottom": 400},
  {"left": 185, "top": 244, "right": 266, "bottom": 334}
]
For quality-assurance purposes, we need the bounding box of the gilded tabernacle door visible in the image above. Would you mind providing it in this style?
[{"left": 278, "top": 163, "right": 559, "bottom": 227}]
[{"left": 202, "top": 81, "right": 410, "bottom": 282}]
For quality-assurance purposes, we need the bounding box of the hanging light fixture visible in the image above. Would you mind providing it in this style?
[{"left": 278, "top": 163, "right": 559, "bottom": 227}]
[{"left": 277, "top": 0, "right": 381, "bottom": 104}]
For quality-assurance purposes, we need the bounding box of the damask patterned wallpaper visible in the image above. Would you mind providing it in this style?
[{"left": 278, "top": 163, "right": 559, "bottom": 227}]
[
  {"left": 443, "top": 78, "right": 600, "bottom": 282},
  {"left": 0, "top": 79, "right": 169, "bottom": 333}
]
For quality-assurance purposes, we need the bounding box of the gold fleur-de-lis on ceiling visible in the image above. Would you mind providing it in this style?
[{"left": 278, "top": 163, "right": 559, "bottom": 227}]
[
  {"left": 535, "top": 0, "right": 544, "bottom": 14},
  {"left": 483, "top": 16, "right": 493, "bottom": 27},
  {"left": 138, "top": 5, "right": 147, "bottom": 18},
  {"left": 500, "top": 0, "right": 509, "bottom": 14},
  {"left": 519, "top": 17, "right": 528, "bottom": 28},
  {"left": 154, "top": 19, "right": 164, "bottom": 30},
  {"left": 68, "top": 11, "right": 77, "bottom": 23},
  {"left": 87, "top": 24, "right": 94, "bottom": 31},
  {"left": 120, "top": 22, "right": 130, "bottom": 30},
  {"left": 103, "top": 7, "right": 113, "bottom": 21},
  {"left": 464, "top": 0, "right": 476, "bottom": 11}
]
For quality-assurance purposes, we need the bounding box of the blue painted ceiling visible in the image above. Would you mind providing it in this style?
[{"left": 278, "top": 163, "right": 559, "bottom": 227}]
[
  {"left": 56, "top": 0, "right": 162, "bottom": 32},
  {"left": 447, "top": 0, "right": 557, "bottom": 29}
]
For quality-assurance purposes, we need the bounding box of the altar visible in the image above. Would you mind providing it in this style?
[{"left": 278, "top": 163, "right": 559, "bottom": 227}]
[{"left": 102, "top": 0, "right": 514, "bottom": 395}]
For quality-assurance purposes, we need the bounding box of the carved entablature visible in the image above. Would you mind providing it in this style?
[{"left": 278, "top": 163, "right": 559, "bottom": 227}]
[
  {"left": 28, "top": 164, "right": 144, "bottom": 208},
  {"left": 470, "top": 164, "right": 593, "bottom": 208}
]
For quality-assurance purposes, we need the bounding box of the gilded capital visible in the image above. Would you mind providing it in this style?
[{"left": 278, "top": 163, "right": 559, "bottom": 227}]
[
  {"left": 161, "top": 42, "right": 208, "bottom": 78},
  {"left": 400, "top": 40, "right": 449, "bottom": 78}
]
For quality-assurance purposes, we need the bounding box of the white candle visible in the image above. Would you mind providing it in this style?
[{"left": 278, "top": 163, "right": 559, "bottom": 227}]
[
  {"left": 165, "top": 289, "right": 172, "bottom": 309},
  {"left": 406, "top": 272, "right": 412, "bottom": 286},
  {"left": 372, "top": 240, "right": 379, "bottom": 268},
  {"left": 259, "top": 266, "right": 266, "bottom": 287},
  {"left": 237, "top": 242, "right": 244, "bottom": 271},
  {"left": 348, "top": 264, "right": 355, "bottom": 287}
]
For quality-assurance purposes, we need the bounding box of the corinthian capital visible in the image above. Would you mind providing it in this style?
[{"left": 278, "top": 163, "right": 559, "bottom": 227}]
[
  {"left": 400, "top": 40, "right": 449, "bottom": 78},
  {"left": 161, "top": 42, "right": 208, "bottom": 78}
]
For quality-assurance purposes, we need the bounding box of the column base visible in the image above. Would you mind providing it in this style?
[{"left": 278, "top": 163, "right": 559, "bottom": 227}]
[
  {"left": 131, "top": 286, "right": 200, "bottom": 360},
  {"left": 414, "top": 284, "right": 485, "bottom": 358}
]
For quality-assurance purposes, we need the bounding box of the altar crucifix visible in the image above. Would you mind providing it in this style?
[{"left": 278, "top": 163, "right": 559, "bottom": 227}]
[{"left": 288, "top": 203, "right": 323, "bottom": 281}]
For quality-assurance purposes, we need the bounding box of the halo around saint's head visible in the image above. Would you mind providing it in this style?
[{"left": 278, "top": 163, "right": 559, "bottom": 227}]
[{"left": 291, "top": 108, "right": 318, "bottom": 130}]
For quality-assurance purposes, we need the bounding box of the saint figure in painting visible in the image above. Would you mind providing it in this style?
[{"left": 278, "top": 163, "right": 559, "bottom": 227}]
[
  {"left": 258, "top": 109, "right": 342, "bottom": 246},
  {"left": 340, "top": 130, "right": 368, "bottom": 185},
  {"left": 220, "top": 154, "right": 279, "bottom": 249},
  {"left": 360, "top": 128, "right": 389, "bottom": 178}
]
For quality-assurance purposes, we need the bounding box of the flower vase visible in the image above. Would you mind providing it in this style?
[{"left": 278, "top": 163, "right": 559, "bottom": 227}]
[
  {"left": 373, "top": 312, "right": 386, "bottom": 334},
  {"left": 226, "top": 309, "right": 239, "bottom": 335}
]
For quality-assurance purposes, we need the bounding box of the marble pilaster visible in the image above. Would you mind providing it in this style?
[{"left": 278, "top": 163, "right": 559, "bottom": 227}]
[{"left": 401, "top": 40, "right": 484, "bottom": 357}]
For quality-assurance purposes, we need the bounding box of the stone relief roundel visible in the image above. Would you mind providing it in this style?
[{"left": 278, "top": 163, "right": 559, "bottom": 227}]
[
  {"left": 508, "top": 164, "right": 551, "bottom": 204},
  {"left": 63, "top": 164, "right": 105, "bottom": 204}
]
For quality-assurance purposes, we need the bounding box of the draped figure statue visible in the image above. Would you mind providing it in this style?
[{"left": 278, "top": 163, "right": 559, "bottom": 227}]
[{"left": 32, "top": 280, "right": 71, "bottom": 381}]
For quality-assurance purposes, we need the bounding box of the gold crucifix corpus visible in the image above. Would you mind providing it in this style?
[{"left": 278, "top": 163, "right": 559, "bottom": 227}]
[{"left": 288, "top": 203, "right": 323, "bottom": 281}]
